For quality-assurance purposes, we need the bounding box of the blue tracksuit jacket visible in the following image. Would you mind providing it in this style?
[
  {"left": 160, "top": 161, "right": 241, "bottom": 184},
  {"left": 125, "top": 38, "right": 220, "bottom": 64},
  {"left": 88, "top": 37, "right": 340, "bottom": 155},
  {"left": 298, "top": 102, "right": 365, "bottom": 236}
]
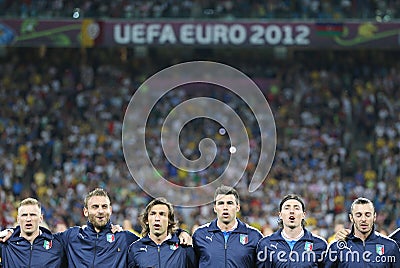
[
  {"left": 256, "top": 228, "right": 327, "bottom": 268},
  {"left": 389, "top": 228, "right": 400, "bottom": 248},
  {"left": 193, "top": 218, "right": 263, "bottom": 268},
  {"left": 0, "top": 226, "right": 66, "bottom": 268},
  {"left": 128, "top": 232, "right": 196, "bottom": 268},
  {"left": 57, "top": 221, "right": 139, "bottom": 268},
  {"left": 324, "top": 227, "right": 400, "bottom": 267}
]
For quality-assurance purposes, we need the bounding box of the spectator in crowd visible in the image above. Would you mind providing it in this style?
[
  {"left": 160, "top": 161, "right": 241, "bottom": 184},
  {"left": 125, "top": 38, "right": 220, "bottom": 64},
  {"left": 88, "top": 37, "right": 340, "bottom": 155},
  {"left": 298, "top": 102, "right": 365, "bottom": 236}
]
[
  {"left": 128, "top": 197, "right": 196, "bottom": 267},
  {"left": 193, "top": 185, "right": 262, "bottom": 267},
  {"left": 1, "top": 0, "right": 397, "bottom": 20},
  {"left": 256, "top": 194, "right": 327, "bottom": 267}
]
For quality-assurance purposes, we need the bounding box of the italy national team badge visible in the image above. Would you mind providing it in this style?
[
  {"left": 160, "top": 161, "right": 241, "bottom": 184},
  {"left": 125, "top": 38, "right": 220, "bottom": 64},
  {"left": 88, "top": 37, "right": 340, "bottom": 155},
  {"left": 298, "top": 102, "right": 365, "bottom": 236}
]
[
  {"left": 304, "top": 242, "right": 313, "bottom": 251},
  {"left": 107, "top": 233, "right": 115, "bottom": 243},
  {"left": 376, "top": 244, "right": 384, "bottom": 255},
  {"left": 170, "top": 243, "right": 179, "bottom": 250},
  {"left": 43, "top": 240, "right": 52, "bottom": 250},
  {"left": 239, "top": 234, "right": 248, "bottom": 245}
]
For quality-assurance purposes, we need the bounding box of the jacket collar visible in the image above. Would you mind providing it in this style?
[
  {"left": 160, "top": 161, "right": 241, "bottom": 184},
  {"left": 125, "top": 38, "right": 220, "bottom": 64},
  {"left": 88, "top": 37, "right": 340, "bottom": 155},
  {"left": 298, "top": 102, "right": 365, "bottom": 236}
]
[
  {"left": 208, "top": 218, "right": 249, "bottom": 234},
  {"left": 141, "top": 232, "right": 179, "bottom": 245},
  {"left": 348, "top": 225, "right": 378, "bottom": 242},
  {"left": 11, "top": 225, "right": 54, "bottom": 242},
  {"left": 85, "top": 220, "right": 112, "bottom": 234},
  {"left": 269, "top": 228, "right": 314, "bottom": 242}
]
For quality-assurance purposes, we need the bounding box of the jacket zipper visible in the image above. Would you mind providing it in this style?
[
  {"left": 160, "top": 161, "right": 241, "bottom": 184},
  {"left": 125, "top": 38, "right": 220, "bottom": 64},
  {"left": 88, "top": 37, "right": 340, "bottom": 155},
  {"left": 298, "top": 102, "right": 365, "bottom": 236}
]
[
  {"left": 224, "top": 234, "right": 228, "bottom": 268},
  {"left": 92, "top": 233, "right": 98, "bottom": 268},
  {"left": 29, "top": 234, "right": 41, "bottom": 268},
  {"left": 363, "top": 240, "right": 366, "bottom": 268},
  {"left": 29, "top": 244, "right": 33, "bottom": 267},
  {"left": 158, "top": 245, "right": 161, "bottom": 268},
  {"left": 288, "top": 239, "right": 297, "bottom": 267}
]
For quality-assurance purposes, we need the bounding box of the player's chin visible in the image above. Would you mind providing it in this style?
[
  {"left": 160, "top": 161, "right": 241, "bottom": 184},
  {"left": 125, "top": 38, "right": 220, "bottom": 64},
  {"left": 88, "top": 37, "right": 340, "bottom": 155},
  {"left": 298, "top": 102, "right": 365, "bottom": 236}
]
[
  {"left": 95, "top": 220, "right": 107, "bottom": 227},
  {"left": 24, "top": 230, "right": 34, "bottom": 236},
  {"left": 222, "top": 218, "right": 233, "bottom": 225}
]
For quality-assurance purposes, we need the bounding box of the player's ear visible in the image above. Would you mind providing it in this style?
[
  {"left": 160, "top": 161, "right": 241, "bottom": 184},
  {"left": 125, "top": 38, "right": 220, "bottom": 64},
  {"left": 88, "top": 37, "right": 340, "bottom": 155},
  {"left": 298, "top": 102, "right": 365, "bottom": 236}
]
[
  {"left": 83, "top": 207, "right": 89, "bottom": 217},
  {"left": 236, "top": 204, "right": 240, "bottom": 213}
]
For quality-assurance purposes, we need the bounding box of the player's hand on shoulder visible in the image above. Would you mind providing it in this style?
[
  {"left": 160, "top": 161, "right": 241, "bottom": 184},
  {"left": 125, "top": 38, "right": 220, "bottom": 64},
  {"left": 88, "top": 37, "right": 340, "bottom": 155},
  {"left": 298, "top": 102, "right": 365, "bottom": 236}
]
[
  {"left": 0, "top": 229, "right": 14, "bottom": 243},
  {"left": 179, "top": 231, "right": 193, "bottom": 246},
  {"left": 111, "top": 224, "right": 123, "bottom": 233},
  {"left": 335, "top": 228, "right": 350, "bottom": 241}
]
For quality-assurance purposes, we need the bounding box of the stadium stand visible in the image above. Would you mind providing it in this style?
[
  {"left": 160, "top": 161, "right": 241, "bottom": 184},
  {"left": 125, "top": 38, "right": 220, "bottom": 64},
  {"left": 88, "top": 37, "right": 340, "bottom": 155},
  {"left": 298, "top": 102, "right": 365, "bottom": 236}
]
[
  {"left": 0, "top": 0, "right": 399, "bottom": 20},
  {"left": 1, "top": 47, "right": 399, "bottom": 239},
  {"left": 0, "top": 2, "right": 399, "bottom": 240}
]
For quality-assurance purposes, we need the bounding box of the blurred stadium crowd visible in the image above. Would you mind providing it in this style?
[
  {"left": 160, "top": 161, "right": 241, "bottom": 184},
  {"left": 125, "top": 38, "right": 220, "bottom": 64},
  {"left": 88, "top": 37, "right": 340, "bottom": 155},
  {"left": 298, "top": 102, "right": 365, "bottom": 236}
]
[
  {"left": 0, "top": 46, "right": 399, "bottom": 241},
  {"left": 1, "top": 0, "right": 399, "bottom": 20}
]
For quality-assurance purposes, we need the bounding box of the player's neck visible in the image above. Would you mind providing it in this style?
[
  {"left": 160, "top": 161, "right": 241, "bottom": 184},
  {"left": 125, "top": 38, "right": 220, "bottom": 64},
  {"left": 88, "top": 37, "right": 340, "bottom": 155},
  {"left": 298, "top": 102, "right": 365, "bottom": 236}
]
[
  {"left": 282, "top": 227, "right": 304, "bottom": 240},
  {"left": 353, "top": 229, "right": 372, "bottom": 242},
  {"left": 21, "top": 229, "right": 40, "bottom": 244},
  {"left": 217, "top": 219, "right": 237, "bottom": 232},
  {"left": 150, "top": 232, "right": 170, "bottom": 245}
]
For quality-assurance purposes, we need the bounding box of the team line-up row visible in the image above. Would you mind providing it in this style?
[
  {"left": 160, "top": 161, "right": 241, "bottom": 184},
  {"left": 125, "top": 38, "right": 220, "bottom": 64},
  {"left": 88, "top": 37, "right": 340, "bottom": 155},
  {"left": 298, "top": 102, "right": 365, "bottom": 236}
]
[{"left": 1, "top": 186, "right": 399, "bottom": 267}]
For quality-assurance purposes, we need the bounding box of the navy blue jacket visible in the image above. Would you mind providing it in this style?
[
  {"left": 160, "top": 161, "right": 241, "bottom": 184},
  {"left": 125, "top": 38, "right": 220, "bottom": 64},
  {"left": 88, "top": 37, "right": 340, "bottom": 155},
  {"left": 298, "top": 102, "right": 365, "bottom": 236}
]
[
  {"left": 256, "top": 228, "right": 327, "bottom": 268},
  {"left": 128, "top": 232, "right": 196, "bottom": 268},
  {"left": 193, "top": 219, "right": 263, "bottom": 268},
  {"left": 57, "top": 221, "right": 139, "bottom": 268},
  {"left": 324, "top": 227, "right": 400, "bottom": 267},
  {"left": 388, "top": 228, "right": 400, "bottom": 248},
  {"left": 0, "top": 226, "right": 67, "bottom": 268}
]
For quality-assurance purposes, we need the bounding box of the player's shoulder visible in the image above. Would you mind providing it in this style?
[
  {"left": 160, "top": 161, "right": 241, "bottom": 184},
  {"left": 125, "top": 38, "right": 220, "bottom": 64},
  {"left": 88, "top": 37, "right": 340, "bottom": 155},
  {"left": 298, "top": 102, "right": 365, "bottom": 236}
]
[
  {"left": 194, "top": 222, "right": 211, "bottom": 231},
  {"left": 310, "top": 232, "right": 328, "bottom": 245},
  {"left": 388, "top": 228, "right": 400, "bottom": 239},
  {"left": 244, "top": 223, "right": 261, "bottom": 232},
  {"left": 243, "top": 223, "right": 263, "bottom": 237},
  {"left": 193, "top": 222, "right": 212, "bottom": 236},
  {"left": 59, "top": 225, "right": 80, "bottom": 235},
  {"left": 121, "top": 230, "right": 140, "bottom": 242},
  {"left": 257, "top": 233, "right": 278, "bottom": 250},
  {"left": 258, "top": 232, "right": 275, "bottom": 244},
  {"left": 129, "top": 236, "right": 146, "bottom": 248},
  {"left": 375, "top": 231, "right": 398, "bottom": 247}
]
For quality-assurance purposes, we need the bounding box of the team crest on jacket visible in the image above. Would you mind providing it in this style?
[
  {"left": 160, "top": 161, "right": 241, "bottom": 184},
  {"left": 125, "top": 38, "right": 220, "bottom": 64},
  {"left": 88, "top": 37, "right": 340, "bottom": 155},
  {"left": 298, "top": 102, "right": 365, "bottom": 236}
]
[
  {"left": 107, "top": 233, "right": 115, "bottom": 243},
  {"left": 170, "top": 243, "right": 179, "bottom": 250},
  {"left": 376, "top": 244, "right": 384, "bottom": 255},
  {"left": 304, "top": 242, "right": 313, "bottom": 251},
  {"left": 239, "top": 234, "right": 248, "bottom": 245},
  {"left": 43, "top": 240, "right": 52, "bottom": 250}
]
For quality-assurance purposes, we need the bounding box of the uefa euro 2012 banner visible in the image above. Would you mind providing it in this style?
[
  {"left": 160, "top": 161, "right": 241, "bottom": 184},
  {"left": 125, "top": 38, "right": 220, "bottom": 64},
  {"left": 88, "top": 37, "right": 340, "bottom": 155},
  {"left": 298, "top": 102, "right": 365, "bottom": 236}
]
[{"left": 1, "top": 19, "right": 399, "bottom": 48}]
